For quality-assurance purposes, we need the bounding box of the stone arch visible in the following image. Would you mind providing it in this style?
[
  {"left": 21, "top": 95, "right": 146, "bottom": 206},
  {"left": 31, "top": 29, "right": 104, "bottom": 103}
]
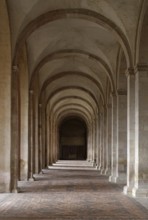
[
  {"left": 39, "top": 71, "right": 105, "bottom": 105},
  {"left": 30, "top": 50, "right": 115, "bottom": 93},
  {"left": 47, "top": 107, "right": 92, "bottom": 165},
  {"left": 49, "top": 95, "right": 97, "bottom": 117},
  {"left": 13, "top": 9, "right": 133, "bottom": 67},
  {"left": 117, "top": 48, "right": 127, "bottom": 91},
  {"left": 135, "top": 0, "right": 148, "bottom": 64}
]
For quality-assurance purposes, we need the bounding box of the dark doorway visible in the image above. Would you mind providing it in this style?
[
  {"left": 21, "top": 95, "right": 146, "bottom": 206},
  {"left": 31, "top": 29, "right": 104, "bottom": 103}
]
[{"left": 59, "top": 117, "right": 87, "bottom": 160}]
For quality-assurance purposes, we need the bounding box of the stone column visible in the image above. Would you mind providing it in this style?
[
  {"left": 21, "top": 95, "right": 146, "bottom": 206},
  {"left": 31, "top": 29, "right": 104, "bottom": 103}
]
[
  {"left": 101, "top": 106, "right": 107, "bottom": 174},
  {"left": 92, "top": 118, "right": 96, "bottom": 165},
  {"left": 109, "top": 93, "right": 118, "bottom": 183},
  {"left": 98, "top": 112, "right": 102, "bottom": 170},
  {"left": 28, "top": 90, "right": 35, "bottom": 181},
  {"left": 99, "top": 110, "right": 104, "bottom": 171},
  {"left": 34, "top": 83, "right": 39, "bottom": 174},
  {"left": 96, "top": 112, "right": 100, "bottom": 169},
  {"left": 44, "top": 111, "right": 47, "bottom": 167},
  {"left": 54, "top": 124, "right": 58, "bottom": 162},
  {"left": 123, "top": 68, "right": 136, "bottom": 195},
  {"left": 46, "top": 108, "right": 49, "bottom": 166},
  {"left": 41, "top": 105, "right": 46, "bottom": 169},
  {"left": 117, "top": 90, "right": 127, "bottom": 184},
  {"left": 38, "top": 104, "right": 42, "bottom": 172},
  {"left": 11, "top": 66, "right": 20, "bottom": 192},
  {"left": 88, "top": 120, "right": 94, "bottom": 163},
  {"left": 52, "top": 119, "right": 57, "bottom": 164},
  {"left": 87, "top": 123, "right": 91, "bottom": 162},
  {"left": 50, "top": 118, "right": 54, "bottom": 165},
  {"left": 132, "top": 64, "right": 148, "bottom": 197},
  {"left": 104, "top": 105, "right": 109, "bottom": 175},
  {"left": 48, "top": 116, "right": 53, "bottom": 165},
  {"left": 107, "top": 104, "right": 112, "bottom": 175}
]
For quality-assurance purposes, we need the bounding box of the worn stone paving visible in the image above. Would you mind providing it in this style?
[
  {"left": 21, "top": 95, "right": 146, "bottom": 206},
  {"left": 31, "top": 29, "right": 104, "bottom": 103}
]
[{"left": 0, "top": 161, "right": 148, "bottom": 220}]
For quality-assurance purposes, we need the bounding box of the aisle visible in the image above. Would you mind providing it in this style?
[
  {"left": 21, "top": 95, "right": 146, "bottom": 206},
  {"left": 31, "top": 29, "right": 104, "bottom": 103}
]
[{"left": 0, "top": 161, "right": 148, "bottom": 220}]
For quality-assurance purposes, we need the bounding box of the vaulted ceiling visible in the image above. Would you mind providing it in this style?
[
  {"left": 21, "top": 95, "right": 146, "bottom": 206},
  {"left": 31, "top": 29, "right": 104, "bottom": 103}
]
[{"left": 6, "top": 0, "right": 142, "bottom": 123}]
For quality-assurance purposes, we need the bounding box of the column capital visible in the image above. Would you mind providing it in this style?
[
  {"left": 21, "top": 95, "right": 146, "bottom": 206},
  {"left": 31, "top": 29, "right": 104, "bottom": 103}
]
[
  {"left": 111, "top": 91, "right": 117, "bottom": 98},
  {"left": 125, "top": 67, "right": 135, "bottom": 78},
  {"left": 103, "top": 104, "right": 107, "bottom": 111},
  {"left": 99, "top": 112, "right": 102, "bottom": 117},
  {"left": 107, "top": 103, "right": 112, "bottom": 108},
  {"left": 100, "top": 105, "right": 104, "bottom": 115},
  {"left": 117, "top": 89, "right": 127, "bottom": 96},
  {"left": 12, "top": 65, "right": 19, "bottom": 73},
  {"left": 134, "top": 63, "right": 148, "bottom": 77},
  {"left": 29, "top": 90, "right": 34, "bottom": 95},
  {"left": 135, "top": 63, "right": 148, "bottom": 71}
]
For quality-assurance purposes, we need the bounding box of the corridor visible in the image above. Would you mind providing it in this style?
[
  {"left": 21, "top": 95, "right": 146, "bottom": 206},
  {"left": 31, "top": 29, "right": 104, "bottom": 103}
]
[{"left": 0, "top": 161, "right": 148, "bottom": 220}]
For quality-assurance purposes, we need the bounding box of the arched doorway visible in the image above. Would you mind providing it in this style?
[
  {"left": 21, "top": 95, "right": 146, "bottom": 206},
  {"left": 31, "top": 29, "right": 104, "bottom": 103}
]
[{"left": 59, "top": 117, "right": 87, "bottom": 160}]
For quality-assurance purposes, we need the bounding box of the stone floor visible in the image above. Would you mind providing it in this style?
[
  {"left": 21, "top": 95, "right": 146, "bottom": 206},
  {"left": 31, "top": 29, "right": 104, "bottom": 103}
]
[{"left": 0, "top": 160, "right": 148, "bottom": 220}]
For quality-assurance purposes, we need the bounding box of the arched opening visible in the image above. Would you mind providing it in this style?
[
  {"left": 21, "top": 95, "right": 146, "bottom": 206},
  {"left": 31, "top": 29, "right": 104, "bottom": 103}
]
[{"left": 59, "top": 117, "right": 87, "bottom": 160}]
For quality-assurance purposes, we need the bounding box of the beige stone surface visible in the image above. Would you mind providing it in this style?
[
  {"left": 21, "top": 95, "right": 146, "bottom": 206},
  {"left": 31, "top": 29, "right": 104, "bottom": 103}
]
[
  {"left": 0, "top": 0, "right": 148, "bottom": 201},
  {"left": 0, "top": 0, "right": 11, "bottom": 192}
]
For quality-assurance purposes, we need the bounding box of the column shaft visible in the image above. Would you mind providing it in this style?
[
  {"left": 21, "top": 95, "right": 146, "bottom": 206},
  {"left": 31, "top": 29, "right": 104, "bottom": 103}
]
[
  {"left": 38, "top": 104, "right": 42, "bottom": 172},
  {"left": 28, "top": 90, "right": 35, "bottom": 181},
  {"left": 109, "top": 93, "right": 118, "bottom": 183},
  {"left": 132, "top": 64, "right": 148, "bottom": 197},
  {"left": 117, "top": 90, "right": 127, "bottom": 183},
  {"left": 11, "top": 66, "right": 20, "bottom": 192},
  {"left": 123, "top": 68, "right": 136, "bottom": 195}
]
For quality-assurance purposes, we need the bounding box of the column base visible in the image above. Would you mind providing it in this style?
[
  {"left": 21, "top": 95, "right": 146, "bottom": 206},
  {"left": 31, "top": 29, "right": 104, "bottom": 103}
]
[
  {"left": 100, "top": 168, "right": 105, "bottom": 175},
  {"left": 88, "top": 160, "right": 94, "bottom": 166},
  {"left": 103, "top": 168, "right": 110, "bottom": 175},
  {"left": 106, "top": 168, "right": 111, "bottom": 176},
  {"left": 93, "top": 162, "right": 96, "bottom": 167},
  {"left": 117, "top": 173, "right": 127, "bottom": 184},
  {"left": 123, "top": 185, "right": 134, "bottom": 196},
  {"left": 12, "top": 188, "right": 19, "bottom": 193},
  {"left": 98, "top": 165, "right": 101, "bottom": 171},
  {"left": 132, "top": 187, "right": 148, "bottom": 198},
  {"left": 95, "top": 164, "right": 99, "bottom": 170},
  {"left": 109, "top": 175, "right": 118, "bottom": 183},
  {"left": 29, "top": 177, "right": 35, "bottom": 182},
  {"left": 100, "top": 167, "right": 109, "bottom": 175}
]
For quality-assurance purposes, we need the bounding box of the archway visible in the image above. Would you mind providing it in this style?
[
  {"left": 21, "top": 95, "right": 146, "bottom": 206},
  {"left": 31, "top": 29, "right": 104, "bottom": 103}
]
[{"left": 59, "top": 117, "right": 87, "bottom": 160}]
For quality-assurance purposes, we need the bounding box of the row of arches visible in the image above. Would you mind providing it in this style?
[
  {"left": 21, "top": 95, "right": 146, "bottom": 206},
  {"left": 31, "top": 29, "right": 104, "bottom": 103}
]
[{"left": 0, "top": 0, "right": 148, "bottom": 198}]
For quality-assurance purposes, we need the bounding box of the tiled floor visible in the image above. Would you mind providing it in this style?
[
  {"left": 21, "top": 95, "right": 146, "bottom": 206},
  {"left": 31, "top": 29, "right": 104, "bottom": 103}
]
[{"left": 0, "top": 160, "right": 148, "bottom": 220}]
